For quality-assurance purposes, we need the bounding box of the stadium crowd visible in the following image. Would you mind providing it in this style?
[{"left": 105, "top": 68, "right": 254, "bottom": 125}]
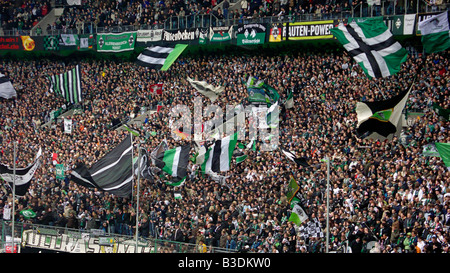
[
  {"left": 4, "top": 0, "right": 447, "bottom": 34},
  {"left": 0, "top": 42, "right": 449, "bottom": 253}
]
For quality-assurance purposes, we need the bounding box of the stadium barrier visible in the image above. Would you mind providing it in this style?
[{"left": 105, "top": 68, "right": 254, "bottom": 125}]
[
  {"left": 0, "top": 10, "right": 445, "bottom": 60},
  {"left": 1, "top": 220, "right": 235, "bottom": 253}
]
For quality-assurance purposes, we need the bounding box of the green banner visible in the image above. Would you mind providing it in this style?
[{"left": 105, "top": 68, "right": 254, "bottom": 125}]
[
  {"left": 236, "top": 24, "right": 266, "bottom": 45},
  {"left": 209, "top": 26, "right": 233, "bottom": 42},
  {"left": 77, "top": 34, "right": 95, "bottom": 51},
  {"left": 56, "top": 164, "right": 65, "bottom": 180},
  {"left": 96, "top": 32, "right": 136, "bottom": 52}
]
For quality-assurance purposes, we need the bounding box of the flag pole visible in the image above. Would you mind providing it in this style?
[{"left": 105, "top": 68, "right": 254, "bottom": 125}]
[
  {"left": 11, "top": 141, "right": 16, "bottom": 252},
  {"left": 135, "top": 142, "right": 141, "bottom": 253},
  {"left": 326, "top": 155, "right": 330, "bottom": 254}
]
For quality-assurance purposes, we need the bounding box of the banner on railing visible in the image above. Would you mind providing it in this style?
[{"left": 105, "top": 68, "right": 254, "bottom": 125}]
[
  {"left": 269, "top": 23, "right": 283, "bottom": 42},
  {"left": 0, "top": 36, "right": 37, "bottom": 51},
  {"left": 96, "top": 31, "right": 136, "bottom": 52},
  {"left": 43, "top": 34, "right": 95, "bottom": 51},
  {"left": 163, "top": 28, "right": 200, "bottom": 42},
  {"left": 209, "top": 26, "right": 233, "bottom": 42},
  {"left": 384, "top": 14, "right": 416, "bottom": 35},
  {"left": 282, "top": 20, "right": 335, "bottom": 40},
  {"left": 137, "top": 29, "right": 163, "bottom": 42},
  {"left": 236, "top": 24, "right": 266, "bottom": 45}
]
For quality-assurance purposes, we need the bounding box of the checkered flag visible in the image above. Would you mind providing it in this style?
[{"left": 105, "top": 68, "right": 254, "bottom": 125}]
[
  {"left": 297, "top": 218, "right": 324, "bottom": 240},
  {"left": 44, "top": 35, "right": 59, "bottom": 51}
]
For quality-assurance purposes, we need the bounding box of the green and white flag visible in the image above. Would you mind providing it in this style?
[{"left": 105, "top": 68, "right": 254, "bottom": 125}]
[
  {"left": 122, "top": 124, "right": 140, "bottom": 137},
  {"left": 289, "top": 202, "right": 308, "bottom": 226},
  {"left": 330, "top": 17, "right": 408, "bottom": 79},
  {"left": 48, "top": 65, "right": 82, "bottom": 104},
  {"left": 56, "top": 164, "right": 65, "bottom": 180},
  {"left": 20, "top": 209, "right": 36, "bottom": 219},
  {"left": 418, "top": 12, "right": 450, "bottom": 54},
  {"left": 174, "top": 192, "right": 182, "bottom": 199},
  {"left": 285, "top": 89, "right": 294, "bottom": 109},
  {"left": 155, "top": 145, "right": 190, "bottom": 181},
  {"left": 166, "top": 177, "right": 186, "bottom": 187},
  {"left": 201, "top": 132, "right": 238, "bottom": 174},
  {"left": 235, "top": 154, "right": 248, "bottom": 164},
  {"left": 209, "top": 26, "right": 233, "bottom": 42},
  {"left": 435, "top": 143, "right": 450, "bottom": 167},
  {"left": 422, "top": 143, "right": 441, "bottom": 157}
]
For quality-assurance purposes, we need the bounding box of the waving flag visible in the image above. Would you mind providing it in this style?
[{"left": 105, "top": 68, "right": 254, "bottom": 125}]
[
  {"left": 135, "top": 44, "right": 188, "bottom": 71},
  {"left": 70, "top": 135, "right": 133, "bottom": 197},
  {"left": 418, "top": 12, "right": 450, "bottom": 54},
  {"left": 330, "top": 17, "right": 407, "bottom": 79},
  {"left": 48, "top": 65, "right": 82, "bottom": 104},
  {"left": 0, "top": 73, "right": 17, "bottom": 99},
  {"left": 356, "top": 84, "right": 411, "bottom": 140}
]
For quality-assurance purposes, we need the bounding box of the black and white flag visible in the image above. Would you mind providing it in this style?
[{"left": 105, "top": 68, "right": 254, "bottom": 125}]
[
  {"left": 282, "top": 149, "right": 310, "bottom": 167},
  {"left": 48, "top": 65, "right": 82, "bottom": 104},
  {"left": 70, "top": 134, "right": 134, "bottom": 197},
  {"left": 135, "top": 44, "right": 187, "bottom": 71},
  {"left": 0, "top": 148, "right": 42, "bottom": 196},
  {"left": 0, "top": 73, "right": 17, "bottom": 99}
]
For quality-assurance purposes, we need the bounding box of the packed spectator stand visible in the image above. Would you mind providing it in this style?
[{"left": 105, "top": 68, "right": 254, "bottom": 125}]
[{"left": 0, "top": 0, "right": 449, "bottom": 254}]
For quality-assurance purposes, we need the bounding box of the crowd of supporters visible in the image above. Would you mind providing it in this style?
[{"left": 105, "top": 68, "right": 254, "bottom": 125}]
[
  {"left": 3, "top": 0, "right": 448, "bottom": 34},
  {"left": 0, "top": 41, "right": 449, "bottom": 253}
]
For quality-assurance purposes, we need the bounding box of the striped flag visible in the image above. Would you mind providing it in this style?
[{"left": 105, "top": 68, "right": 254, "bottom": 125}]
[
  {"left": 201, "top": 132, "right": 238, "bottom": 174},
  {"left": 70, "top": 134, "right": 133, "bottom": 198},
  {"left": 48, "top": 65, "right": 82, "bottom": 104},
  {"left": 155, "top": 145, "right": 190, "bottom": 182},
  {"left": 0, "top": 73, "right": 17, "bottom": 99},
  {"left": 330, "top": 17, "right": 407, "bottom": 79},
  {"left": 135, "top": 44, "right": 188, "bottom": 71}
]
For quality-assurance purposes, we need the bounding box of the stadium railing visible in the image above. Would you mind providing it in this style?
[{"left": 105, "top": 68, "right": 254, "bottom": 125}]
[
  {"left": 1, "top": 1, "right": 448, "bottom": 36},
  {"left": 0, "top": 220, "right": 236, "bottom": 253}
]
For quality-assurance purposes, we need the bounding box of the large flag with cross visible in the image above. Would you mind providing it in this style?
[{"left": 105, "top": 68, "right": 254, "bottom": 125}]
[{"left": 330, "top": 17, "right": 408, "bottom": 79}]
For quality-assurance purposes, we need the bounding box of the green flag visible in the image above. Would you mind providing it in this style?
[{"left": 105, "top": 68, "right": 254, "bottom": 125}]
[
  {"left": 435, "top": 143, "right": 450, "bottom": 167},
  {"left": 236, "top": 154, "right": 248, "bottom": 164},
  {"left": 432, "top": 102, "right": 450, "bottom": 121},
  {"left": 286, "top": 175, "right": 300, "bottom": 204},
  {"left": 161, "top": 44, "right": 188, "bottom": 71},
  {"left": 20, "top": 209, "right": 36, "bottom": 219},
  {"left": 418, "top": 12, "right": 450, "bottom": 54},
  {"left": 123, "top": 124, "right": 140, "bottom": 136},
  {"left": 330, "top": 17, "right": 408, "bottom": 78},
  {"left": 289, "top": 202, "right": 308, "bottom": 226}
]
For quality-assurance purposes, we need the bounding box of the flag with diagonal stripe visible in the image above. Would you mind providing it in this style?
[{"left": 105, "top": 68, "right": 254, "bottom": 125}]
[
  {"left": 70, "top": 134, "right": 133, "bottom": 197},
  {"left": 135, "top": 44, "right": 188, "bottom": 71},
  {"left": 48, "top": 65, "right": 82, "bottom": 104},
  {"left": 330, "top": 17, "right": 408, "bottom": 79}
]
